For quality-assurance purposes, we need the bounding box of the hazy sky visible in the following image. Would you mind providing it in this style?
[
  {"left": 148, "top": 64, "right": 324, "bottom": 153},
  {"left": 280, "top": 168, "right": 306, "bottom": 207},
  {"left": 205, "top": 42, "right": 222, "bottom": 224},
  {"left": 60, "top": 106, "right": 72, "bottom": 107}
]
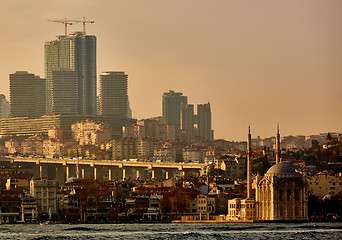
[{"left": 0, "top": 0, "right": 341, "bottom": 141}]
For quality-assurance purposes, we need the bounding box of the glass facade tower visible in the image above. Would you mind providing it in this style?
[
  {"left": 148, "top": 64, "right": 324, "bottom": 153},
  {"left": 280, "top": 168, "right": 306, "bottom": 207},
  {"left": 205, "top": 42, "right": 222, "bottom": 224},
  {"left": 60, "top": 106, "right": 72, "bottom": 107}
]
[
  {"left": 45, "top": 33, "right": 96, "bottom": 115},
  {"left": 162, "top": 90, "right": 187, "bottom": 125},
  {"left": 99, "top": 72, "right": 128, "bottom": 117},
  {"left": 9, "top": 71, "right": 46, "bottom": 118}
]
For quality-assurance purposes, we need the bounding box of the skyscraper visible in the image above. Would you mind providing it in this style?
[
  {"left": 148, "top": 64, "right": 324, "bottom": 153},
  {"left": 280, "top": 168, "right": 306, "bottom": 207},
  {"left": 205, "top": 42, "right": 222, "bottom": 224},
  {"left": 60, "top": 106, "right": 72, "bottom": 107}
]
[
  {"left": 180, "top": 102, "right": 213, "bottom": 142},
  {"left": 9, "top": 71, "right": 46, "bottom": 118},
  {"left": 34, "top": 76, "right": 47, "bottom": 117},
  {"left": 0, "top": 94, "right": 9, "bottom": 119},
  {"left": 162, "top": 90, "right": 187, "bottom": 125},
  {"left": 45, "top": 32, "right": 96, "bottom": 115},
  {"left": 99, "top": 72, "right": 128, "bottom": 117},
  {"left": 51, "top": 69, "right": 79, "bottom": 114},
  {"left": 197, "top": 103, "right": 213, "bottom": 142},
  {"left": 180, "top": 103, "right": 194, "bottom": 142}
]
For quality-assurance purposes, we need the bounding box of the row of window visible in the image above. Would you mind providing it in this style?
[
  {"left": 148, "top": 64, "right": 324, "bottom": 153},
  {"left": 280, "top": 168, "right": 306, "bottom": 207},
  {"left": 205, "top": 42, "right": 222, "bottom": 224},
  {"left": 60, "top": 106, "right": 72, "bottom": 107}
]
[
  {"left": 229, "top": 203, "right": 255, "bottom": 209},
  {"left": 259, "top": 189, "right": 300, "bottom": 201}
]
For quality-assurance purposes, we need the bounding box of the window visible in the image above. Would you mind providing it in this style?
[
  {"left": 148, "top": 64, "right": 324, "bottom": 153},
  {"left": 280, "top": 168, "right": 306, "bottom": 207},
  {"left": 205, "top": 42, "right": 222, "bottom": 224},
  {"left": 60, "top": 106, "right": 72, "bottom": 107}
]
[
  {"left": 287, "top": 190, "right": 291, "bottom": 201},
  {"left": 280, "top": 206, "right": 284, "bottom": 217},
  {"left": 295, "top": 206, "right": 299, "bottom": 216},
  {"left": 294, "top": 189, "right": 299, "bottom": 201}
]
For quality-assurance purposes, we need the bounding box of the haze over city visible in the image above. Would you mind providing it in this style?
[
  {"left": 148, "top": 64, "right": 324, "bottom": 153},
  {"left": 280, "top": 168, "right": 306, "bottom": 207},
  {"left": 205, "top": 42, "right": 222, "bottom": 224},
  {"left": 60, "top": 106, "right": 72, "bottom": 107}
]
[{"left": 0, "top": 0, "right": 341, "bottom": 140}]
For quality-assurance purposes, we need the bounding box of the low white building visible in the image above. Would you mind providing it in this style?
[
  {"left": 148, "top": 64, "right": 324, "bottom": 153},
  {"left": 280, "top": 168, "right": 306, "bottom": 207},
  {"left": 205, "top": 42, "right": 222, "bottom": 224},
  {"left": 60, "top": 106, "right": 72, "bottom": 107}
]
[
  {"left": 30, "top": 177, "right": 58, "bottom": 218},
  {"left": 227, "top": 198, "right": 256, "bottom": 221}
]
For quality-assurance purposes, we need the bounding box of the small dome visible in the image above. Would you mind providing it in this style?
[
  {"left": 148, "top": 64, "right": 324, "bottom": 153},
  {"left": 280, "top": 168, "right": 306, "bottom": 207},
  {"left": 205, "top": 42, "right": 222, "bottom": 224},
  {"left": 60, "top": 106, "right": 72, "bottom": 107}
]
[
  {"left": 65, "top": 177, "right": 78, "bottom": 184},
  {"left": 266, "top": 163, "right": 298, "bottom": 175}
]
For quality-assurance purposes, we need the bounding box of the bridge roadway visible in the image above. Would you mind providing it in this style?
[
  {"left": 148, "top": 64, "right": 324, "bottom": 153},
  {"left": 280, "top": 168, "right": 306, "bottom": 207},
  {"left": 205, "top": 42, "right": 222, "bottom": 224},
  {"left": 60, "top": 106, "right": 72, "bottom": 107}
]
[{"left": 2, "top": 157, "right": 206, "bottom": 183}]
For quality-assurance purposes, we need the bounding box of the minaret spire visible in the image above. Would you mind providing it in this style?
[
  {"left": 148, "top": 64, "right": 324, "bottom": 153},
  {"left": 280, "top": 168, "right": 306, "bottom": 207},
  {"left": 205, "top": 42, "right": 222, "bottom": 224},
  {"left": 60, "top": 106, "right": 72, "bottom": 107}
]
[
  {"left": 247, "top": 125, "right": 252, "bottom": 199},
  {"left": 276, "top": 123, "right": 280, "bottom": 164}
]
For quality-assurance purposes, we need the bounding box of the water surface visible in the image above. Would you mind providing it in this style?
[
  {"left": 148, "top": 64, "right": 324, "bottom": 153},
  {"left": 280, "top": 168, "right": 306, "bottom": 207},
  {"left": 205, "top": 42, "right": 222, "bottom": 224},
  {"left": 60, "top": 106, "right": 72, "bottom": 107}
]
[{"left": 0, "top": 222, "right": 341, "bottom": 239}]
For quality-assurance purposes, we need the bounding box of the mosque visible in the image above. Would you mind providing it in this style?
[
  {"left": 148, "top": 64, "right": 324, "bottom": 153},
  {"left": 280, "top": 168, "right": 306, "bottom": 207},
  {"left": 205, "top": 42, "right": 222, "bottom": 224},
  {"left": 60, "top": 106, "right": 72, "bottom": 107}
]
[{"left": 227, "top": 126, "right": 308, "bottom": 221}]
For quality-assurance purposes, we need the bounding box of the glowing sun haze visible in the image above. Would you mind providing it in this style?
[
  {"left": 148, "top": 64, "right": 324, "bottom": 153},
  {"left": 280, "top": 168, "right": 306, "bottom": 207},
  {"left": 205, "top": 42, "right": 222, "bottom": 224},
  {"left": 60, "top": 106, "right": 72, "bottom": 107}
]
[{"left": 0, "top": 0, "right": 341, "bottom": 140}]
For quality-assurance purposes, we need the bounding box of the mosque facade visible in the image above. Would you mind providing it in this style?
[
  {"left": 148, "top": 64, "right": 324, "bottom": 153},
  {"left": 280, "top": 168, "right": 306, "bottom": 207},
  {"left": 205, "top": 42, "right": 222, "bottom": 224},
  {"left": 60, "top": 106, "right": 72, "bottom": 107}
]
[{"left": 227, "top": 126, "right": 308, "bottom": 221}]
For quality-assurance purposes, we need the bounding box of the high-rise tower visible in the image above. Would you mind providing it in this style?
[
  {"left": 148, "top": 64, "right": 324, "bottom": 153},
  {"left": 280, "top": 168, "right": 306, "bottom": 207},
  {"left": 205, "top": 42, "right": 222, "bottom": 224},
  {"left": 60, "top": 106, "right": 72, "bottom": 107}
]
[
  {"left": 180, "top": 103, "right": 194, "bottom": 142},
  {"left": 51, "top": 69, "right": 79, "bottom": 114},
  {"left": 99, "top": 72, "right": 128, "bottom": 117},
  {"left": 162, "top": 90, "right": 187, "bottom": 125},
  {"left": 45, "top": 32, "right": 96, "bottom": 115},
  {"left": 197, "top": 103, "right": 213, "bottom": 142},
  {"left": 0, "top": 94, "right": 9, "bottom": 119},
  {"left": 9, "top": 71, "right": 46, "bottom": 118}
]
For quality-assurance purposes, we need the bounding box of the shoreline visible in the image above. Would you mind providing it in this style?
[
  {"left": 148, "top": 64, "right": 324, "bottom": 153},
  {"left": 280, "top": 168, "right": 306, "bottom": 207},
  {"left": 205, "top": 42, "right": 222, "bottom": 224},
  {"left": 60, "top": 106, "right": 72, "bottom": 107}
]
[{"left": 2, "top": 219, "right": 342, "bottom": 225}]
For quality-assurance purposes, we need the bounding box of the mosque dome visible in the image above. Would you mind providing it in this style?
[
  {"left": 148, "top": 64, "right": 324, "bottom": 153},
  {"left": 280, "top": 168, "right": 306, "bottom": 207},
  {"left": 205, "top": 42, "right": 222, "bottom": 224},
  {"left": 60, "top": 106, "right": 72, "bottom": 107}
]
[
  {"left": 266, "top": 162, "right": 299, "bottom": 176},
  {"left": 65, "top": 177, "right": 78, "bottom": 184}
]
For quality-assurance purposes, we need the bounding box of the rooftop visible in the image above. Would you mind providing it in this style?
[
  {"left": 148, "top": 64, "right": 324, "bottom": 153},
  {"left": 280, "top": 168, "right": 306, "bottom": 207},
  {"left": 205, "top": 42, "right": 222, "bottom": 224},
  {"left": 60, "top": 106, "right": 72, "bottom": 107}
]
[{"left": 266, "top": 162, "right": 299, "bottom": 175}]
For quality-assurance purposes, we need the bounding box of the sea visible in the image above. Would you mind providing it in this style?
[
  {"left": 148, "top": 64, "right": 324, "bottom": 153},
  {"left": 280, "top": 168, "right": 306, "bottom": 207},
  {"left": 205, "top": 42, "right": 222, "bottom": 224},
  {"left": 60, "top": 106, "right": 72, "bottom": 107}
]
[{"left": 0, "top": 222, "right": 341, "bottom": 240}]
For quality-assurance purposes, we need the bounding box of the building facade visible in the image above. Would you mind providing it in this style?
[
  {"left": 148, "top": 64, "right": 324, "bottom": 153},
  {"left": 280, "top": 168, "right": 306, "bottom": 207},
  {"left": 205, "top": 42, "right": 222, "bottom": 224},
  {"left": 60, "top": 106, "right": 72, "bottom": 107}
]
[
  {"left": 162, "top": 90, "right": 187, "bottom": 125},
  {"left": 307, "top": 172, "right": 342, "bottom": 197},
  {"left": 45, "top": 33, "right": 96, "bottom": 115},
  {"left": 99, "top": 72, "right": 128, "bottom": 118},
  {"left": 0, "top": 94, "right": 9, "bottom": 119},
  {"left": 180, "top": 102, "right": 213, "bottom": 143},
  {"left": 30, "top": 178, "right": 58, "bottom": 217},
  {"left": 9, "top": 71, "right": 46, "bottom": 118},
  {"left": 197, "top": 103, "right": 213, "bottom": 142},
  {"left": 180, "top": 103, "right": 194, "bottom": 143},
  {"left": 51, "top": 69, "right": 79, "bottom": 114},
  {"left": 254, "top": 163, "right": 308, "bottom": 221},
  {"left": 112, "top": 137, "right": 137, "bottom": 160},
  {"left": 0, "top": 115, "right": 134, "bottom": 138},
  {"left": 71, "top": 120, "right": 112, "bottom": 145}
]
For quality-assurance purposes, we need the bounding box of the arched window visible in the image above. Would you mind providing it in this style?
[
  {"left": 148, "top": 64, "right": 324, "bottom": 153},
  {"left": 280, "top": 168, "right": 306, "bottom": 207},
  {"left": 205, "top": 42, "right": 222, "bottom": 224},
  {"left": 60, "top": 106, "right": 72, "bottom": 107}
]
[
  {"left": 287, "top": 190, "right": 291, "bottom": 201},
  {"left": 279, "top": 190, "right": 283, "bottom": 201},
  {"left": 280, "top": 206, "right": 284, "bottom": 217},
  {"left": 260, "top": 190, "right": 263, "bottom": 201},
  {"left": 294, "top": 189, "right": 299, "bottom": 200},
  {"left": 268, "top": 189, "right": 271, "bottom": 201},
  {"left": 264, "top": 190, "right": 267, "bottom": 201},
  {"left": 295, "top": 206, "right": 299, "bottom": 216}
]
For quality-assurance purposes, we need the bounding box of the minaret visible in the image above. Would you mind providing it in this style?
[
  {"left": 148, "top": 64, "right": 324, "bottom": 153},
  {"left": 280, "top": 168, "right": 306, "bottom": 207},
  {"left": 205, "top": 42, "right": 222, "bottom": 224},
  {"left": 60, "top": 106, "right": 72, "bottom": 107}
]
[
  {"left": 276, "top": 123, "right": 280, "bottom": 164},
  {"left": 247, "top": 126, "right": 252, "bottom": 199},
  {"left": 76, "top": 143, "right": 80, "bottom": 179}
]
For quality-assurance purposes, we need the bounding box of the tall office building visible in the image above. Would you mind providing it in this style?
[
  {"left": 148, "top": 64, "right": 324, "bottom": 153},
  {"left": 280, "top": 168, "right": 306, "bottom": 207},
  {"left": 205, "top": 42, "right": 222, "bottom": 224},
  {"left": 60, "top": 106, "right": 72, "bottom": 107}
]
[
  {"left": 34, "top": 76, "right": 46, "bottom": 117},
  {"left": 162, "top": 90, "right": 187, "bottom": 125},
  {"left": 197, "top": 103, "right": 213, "bottom": 142},
  {"left": 45, "top": 32, "right": 96, "bottom": 115},
  {"left": 9, "top": 71, "right": 46, "bottom": 118},
  {"left": 180, "top": 103, "right": 194, "bottom": 141},
  {"left": 127, "top": 100, "right": 132, "bottom": 119},
  {"left": 51, "top": 69, "right": 79, "bottom": 114},
  {"left": 180, "top": 102, "right": 213, "bottom": 142},
  {"left": 0, "top": 94, "right": 9, "bottom": 119},
  {"left": 99, "top": 72, "right": 128, "bottom": 117}
]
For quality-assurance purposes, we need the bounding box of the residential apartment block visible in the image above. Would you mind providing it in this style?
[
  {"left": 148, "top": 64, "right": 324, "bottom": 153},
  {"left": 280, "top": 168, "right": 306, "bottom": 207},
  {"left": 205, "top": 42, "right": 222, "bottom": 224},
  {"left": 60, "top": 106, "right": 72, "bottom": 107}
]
[
  {"left": 308, "top": 172, "right": 342, "bottom": 197},
  {"left": 72, "top": 120, "right": 112, "bottom": 145},
  {"left": 30, "top": 178, "right": 58, "bottom": 216}
]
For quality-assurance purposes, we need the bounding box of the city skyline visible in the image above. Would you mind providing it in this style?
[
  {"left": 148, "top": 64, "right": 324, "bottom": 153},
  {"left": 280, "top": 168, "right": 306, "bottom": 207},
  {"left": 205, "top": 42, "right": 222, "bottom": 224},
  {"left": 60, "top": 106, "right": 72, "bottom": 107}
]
[{"left": 0, "top": 1, "right": 341, "bottom": 140}]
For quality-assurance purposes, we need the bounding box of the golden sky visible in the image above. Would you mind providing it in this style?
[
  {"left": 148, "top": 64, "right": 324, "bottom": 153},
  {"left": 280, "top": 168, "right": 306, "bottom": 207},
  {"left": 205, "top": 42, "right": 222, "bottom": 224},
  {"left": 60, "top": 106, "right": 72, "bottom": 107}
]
[{"left": 0, "top": 0, "right": 341, "bottom": 140}]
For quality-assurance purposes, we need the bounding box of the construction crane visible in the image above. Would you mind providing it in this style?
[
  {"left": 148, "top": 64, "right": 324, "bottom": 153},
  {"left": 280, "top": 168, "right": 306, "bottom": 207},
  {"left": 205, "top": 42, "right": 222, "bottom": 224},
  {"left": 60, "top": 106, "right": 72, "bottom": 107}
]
[
  {"left": 48, "top": 17, "right": 94, "bottom": 35},
  {"left": 71, "top": 17, "right": 95, "bottom": 35},
  {"left": 47, "top": 18, "right": 73, "bottom": 35}
]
